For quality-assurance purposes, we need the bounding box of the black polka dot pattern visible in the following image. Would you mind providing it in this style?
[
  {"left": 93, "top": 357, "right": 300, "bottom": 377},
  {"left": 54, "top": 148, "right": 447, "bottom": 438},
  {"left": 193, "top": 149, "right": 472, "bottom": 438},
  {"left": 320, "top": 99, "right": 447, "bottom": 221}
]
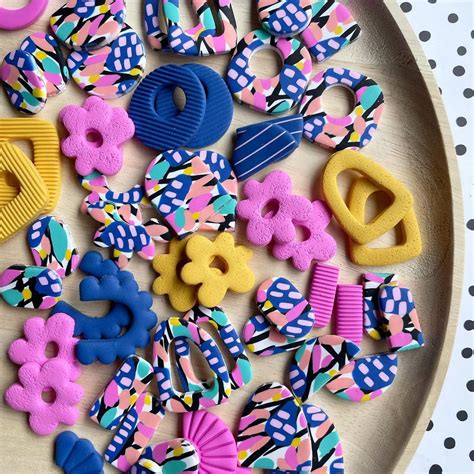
[{"left": 398, "top": 1, "right": 473, "bottom": 472}]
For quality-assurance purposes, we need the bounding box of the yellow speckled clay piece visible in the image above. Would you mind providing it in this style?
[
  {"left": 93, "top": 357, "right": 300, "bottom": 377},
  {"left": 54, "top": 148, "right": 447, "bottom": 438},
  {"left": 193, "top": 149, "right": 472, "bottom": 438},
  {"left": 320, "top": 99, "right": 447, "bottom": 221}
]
[
  {"left": 152, "top": 238, "right": 197, "bottom": 312},
  {"left": 181, "top": 233, "right": 255, "bottom": 308},
  {"left": 322, "top": 150, "right": 414, "bottom": 245},
  {"left": 0, "top": 142, "right": 49, "bottom": 243},
  {"left": 348, "top": 177, "right": 422, "bottom": 265},
  {"left": 0, "top": 118, "right": 60, "bottom": 212}
]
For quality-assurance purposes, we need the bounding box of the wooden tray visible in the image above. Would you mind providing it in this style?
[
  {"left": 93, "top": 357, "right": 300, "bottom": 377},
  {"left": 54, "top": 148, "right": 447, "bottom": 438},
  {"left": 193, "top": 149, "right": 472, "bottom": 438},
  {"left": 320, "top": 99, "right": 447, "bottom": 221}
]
[{"left": 0, "top": 1, "right": 463, "bottom": 472}]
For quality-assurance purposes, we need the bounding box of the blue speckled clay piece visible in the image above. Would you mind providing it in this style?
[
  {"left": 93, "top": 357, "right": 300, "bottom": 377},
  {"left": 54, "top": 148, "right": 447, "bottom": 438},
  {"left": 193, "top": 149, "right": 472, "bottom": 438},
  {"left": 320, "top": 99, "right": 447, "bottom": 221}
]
[
  {"left": 232, "top": 114, "right": 303, "bottom": 180},
  {"left": 55, "top": 431, "right": 104, "bottom": 474},
  {"left": 129, "top": 64, "right": 206, "bottom": 150}
]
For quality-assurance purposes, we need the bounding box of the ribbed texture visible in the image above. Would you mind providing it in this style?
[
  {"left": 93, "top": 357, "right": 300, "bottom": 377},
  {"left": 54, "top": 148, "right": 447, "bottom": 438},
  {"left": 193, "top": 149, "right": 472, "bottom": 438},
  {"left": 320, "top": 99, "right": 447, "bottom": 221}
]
[
  {"left": 129, "top": 64, "right": 206, "bottom": 150},
  {"left": 309, "top": 263, "right": 339, "bottom": 328},
  {"left": 0, "top": 118, "right": 60, "bottom": 212},
  {"left": 0, "top": 142, "right": 49, "bottom": 242},
  {"left": 335, "top": 284, "right": 363, "bottom": 344}
]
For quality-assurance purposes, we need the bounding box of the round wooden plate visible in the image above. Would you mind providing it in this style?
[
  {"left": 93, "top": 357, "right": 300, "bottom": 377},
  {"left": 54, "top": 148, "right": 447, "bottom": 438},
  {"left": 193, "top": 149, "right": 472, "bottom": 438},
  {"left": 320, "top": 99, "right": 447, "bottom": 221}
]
[{"left": 0, "top": 0, "right": 463, "bottom": 472}]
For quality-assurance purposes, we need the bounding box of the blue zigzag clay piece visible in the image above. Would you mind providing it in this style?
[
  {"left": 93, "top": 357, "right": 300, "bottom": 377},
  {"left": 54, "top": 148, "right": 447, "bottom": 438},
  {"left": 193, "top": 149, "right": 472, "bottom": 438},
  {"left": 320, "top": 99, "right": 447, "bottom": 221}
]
[
  {"left": 129, "top": 64, "right": 206, "bottom": 150},
  {"left": 55, "top": 431, "right": 104, "bottom": 474},
  {"left": 51, "top": 252, "right": 131, "bottom": 339},
  {"left": 52, "top": 251, "right": 157, "bottom": 365},
  {"left": 232, "top": 114, "right": 304, "bottom": 180}
]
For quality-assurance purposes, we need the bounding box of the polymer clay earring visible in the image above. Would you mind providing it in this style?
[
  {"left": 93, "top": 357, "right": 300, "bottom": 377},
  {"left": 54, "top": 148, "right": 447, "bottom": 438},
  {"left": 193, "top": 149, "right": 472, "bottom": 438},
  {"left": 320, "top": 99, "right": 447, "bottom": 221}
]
[
  {"left": 152, "top": 317, "right": 232, "bottom": 412},
  {"left": 50, "top": 0, "right": 126, "bottom": 51},
  {"left": 301, "top": 0, "right": 361, "bottom": 62},
  {"left": 309, "top": 263, "right": 339, "bottom": 328},
  {"left": 300, "top": 68, "right": 384, "bottom": 150},
  {"left": 258, "top": 0, "right": 312, "bottom": 37},
  {"left": 55, "top": 432, "right": 104, "bottom": 474},
  {"left": 68, "top": 24, "right": 146, "bottom": 99},
  {"left": 335, "top": 284, "right": 363, "bottom": 345},
  {"left": 227, "top": 29, "right": 312, "bottom": 114},
  {"left": 0, "top": 0, "right": 48, "bottom": 31}
]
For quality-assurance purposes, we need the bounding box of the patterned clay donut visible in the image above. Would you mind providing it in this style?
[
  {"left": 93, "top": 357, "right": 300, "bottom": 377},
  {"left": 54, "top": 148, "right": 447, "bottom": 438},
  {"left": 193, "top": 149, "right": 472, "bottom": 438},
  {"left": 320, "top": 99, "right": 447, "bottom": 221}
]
[
  {"left": 258, "top": 0, "right": 312, "bottom": 37},
  {"left": 299, "top": 67, "right": 384, "bottom": 150},
  {"left": 0, "top": 50, "right": 47, "bottom": 114},
  {"left": 50, "top": 0, "right": 126, "bottom": 51},
  {"left": 67, "top": 24, "right": 146, "bottom": 99},
  {"left": 227, "top": 29, "right": 312, "bottom": 114}
]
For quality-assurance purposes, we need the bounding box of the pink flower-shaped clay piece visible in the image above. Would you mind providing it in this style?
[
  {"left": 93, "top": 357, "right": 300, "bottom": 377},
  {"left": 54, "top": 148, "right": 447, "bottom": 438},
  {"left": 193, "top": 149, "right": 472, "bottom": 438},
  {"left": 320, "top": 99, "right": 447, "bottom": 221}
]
[
  {"left": 4, "top": 358, "right": 84, "bottom": 435},
  {"left": 59, "top": 96, "right": 135, "bottom": 176},
  {"left": 273, "top": 200, "right": 337, "bottom": 271},
  {"left": 8, "top": 313, "right": 81, "bottom": 381},
  {"left": 237, "top": 171, "right": 313, "bottom": 246}
]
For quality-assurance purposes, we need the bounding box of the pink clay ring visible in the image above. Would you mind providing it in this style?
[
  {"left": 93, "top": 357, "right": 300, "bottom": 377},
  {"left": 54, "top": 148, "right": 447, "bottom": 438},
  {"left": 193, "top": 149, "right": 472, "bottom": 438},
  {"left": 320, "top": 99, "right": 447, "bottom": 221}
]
[{"left": 0, "top": 0, "right": 48, "bottom": 31}]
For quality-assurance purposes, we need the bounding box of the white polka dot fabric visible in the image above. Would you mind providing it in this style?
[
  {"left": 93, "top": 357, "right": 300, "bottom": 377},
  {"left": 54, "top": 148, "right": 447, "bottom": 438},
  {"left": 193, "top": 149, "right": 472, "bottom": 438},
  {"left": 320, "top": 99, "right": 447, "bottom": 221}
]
[{"left": 397, "top": 1, "right": 474, "bottom": 473}]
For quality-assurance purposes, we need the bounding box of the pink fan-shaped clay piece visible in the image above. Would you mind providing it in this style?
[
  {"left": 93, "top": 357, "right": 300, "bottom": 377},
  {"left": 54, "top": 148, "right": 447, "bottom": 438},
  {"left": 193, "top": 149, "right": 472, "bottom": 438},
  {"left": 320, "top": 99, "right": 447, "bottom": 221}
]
[{"left": 183, "top": 410, "right": 238, "bottom": 474}]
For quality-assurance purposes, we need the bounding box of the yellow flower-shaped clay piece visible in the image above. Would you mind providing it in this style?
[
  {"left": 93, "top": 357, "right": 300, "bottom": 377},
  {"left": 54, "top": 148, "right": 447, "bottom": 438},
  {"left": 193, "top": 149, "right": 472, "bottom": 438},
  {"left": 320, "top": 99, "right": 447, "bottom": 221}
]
[
  {"left": 152, "top": 238, "right": 197, "bottom": 312},
  {"left": 181, "top": 233, "right": 255, "bottom": 308}
]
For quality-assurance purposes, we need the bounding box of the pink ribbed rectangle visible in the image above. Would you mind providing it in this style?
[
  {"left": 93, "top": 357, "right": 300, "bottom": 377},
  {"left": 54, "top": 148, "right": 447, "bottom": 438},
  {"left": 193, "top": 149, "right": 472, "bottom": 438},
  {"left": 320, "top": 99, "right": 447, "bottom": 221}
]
[
  {"left": 335, "top": 284, "right": 363, "bottom": 344},
  {"left": 309, "top": 263, "right": 339, "bottom": 328}
]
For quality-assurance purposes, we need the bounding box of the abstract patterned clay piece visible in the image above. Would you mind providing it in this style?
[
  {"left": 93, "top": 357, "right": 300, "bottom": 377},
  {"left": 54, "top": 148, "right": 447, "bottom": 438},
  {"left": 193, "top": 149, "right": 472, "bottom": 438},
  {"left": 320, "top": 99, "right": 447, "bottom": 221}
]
[
  {"left": 363, "top": 272, "right": 398, "bottom": 340},
  {"left": 0, "top": 118, "right": 61, "bottom": 213},
  {"left": 59, "top": 96, "right": 135, "bottom": 176},
  {"left": 227, "top": 29, "right": 312, "bottom": 114},
  {"left": 143, "top": 0, "right": 169, "bottom": 51},
  {"left": 20, "top": 33, "right": 70, "bottom": 96},
  {"left": 272, "top": 199, "right": 337, "bottom": 271},
  {"left": 60, "top": 263, "right": 157, "bottom": 364},
  {"left": 27, "top": 216, "right": 79, "bottom": 278},
  {"left": 326, "top": 353, "right": 398, "bottom": 402},
  {"left": 0, "top": 142, "right": 48, "bottom": 243},
  {"left": 144, "top": 150, "right": 234, "bottom": 239},
  {"left": 51, "top": 251, "right": 130, "bottom": 340},
  {"left": 50, "top": 0, "right": 126, "bottom": 51},
  {"left": 335, "top": 284, "right": 363, "bottom": 345},
  {"left": 258, "top": 0, "right": 312, "bottom": 37},
  {"left": 89, "top": 355, "right": 154, "bottom": 430},
  {"left": 243, "top": 314, "right": 306, "bottom": 357},
  {"left": 152, "top": 238, "right": 197, "bottom": 312},
  {"left": 153, "top": 317, "right": 232, "bottom": 412},
  {"left": 179, "top": 305, "right": 252, "bottom": 390},
  {"left": 237, "top": 170, "right": 313, "bottom": 246},
  {"left": 237, "top": 382, "right": 312, "bottom": 471},
  {"left": 301, "top": 0, "right": 361, "bottom": 62},
  {"left": 322, "top": 150, "right": 415, "bottom": 245},
  {"left": 0, "top": 0, "right": 48, "bottom": 31},
  {"left": 129, "top": 64, "right": 205, "bottom": 150},
  {"left": 164, "top": 0, "right": 238, "bottom": 56},
  {"left": 55, "top": 431, "right": 104, "bottom": 474},
  {"left": 68, "top": 23, "right": 146, "bottom": 99},
  {"left": 4, "top": 359, "right": 83, "bottom": 436},
  {"left": 0, "top": 49, "right": 47, "bottom": 114},
  {"left": 256, "top": 277, "right": 315, "bottom": 338},
  {"left": 132, "top": 438, "right": 199, "bottom": 474},
  {"left": 300, "top": 404, "right": 344, "bottom": 473},
  {"left": 0, "top": 264, "right": 62, "bottom": 309},
  {"left": 8, "top": 312, "right": 80, "bottom": 381},
  {"left": 181, "top": 233, "right": 255, "bottom": 308},
  {"left": 105, "top": 392, "right": 165, "bottom": 472},
  {"left": 232, "top": 114, "right": 304, "bottom": 181},
  {"left": 289, "top": 335, "right": 360, "bottom": 402},
  {"left": 348, "top": 177, "right": 423, "bottom": 265},
  {"left": 198, "top": 150, "right": 238, "bottom": 232},
  {"left": 183, "top": 410, "right": 238, "bottom": 473},
  {"left": 309, "top": 263, "right": 339, "bottom": 328},
  {"left": 379, "top": 286, "right": 425, "bottom": 352},
  {"left": 300, "top": 68, "right": 384, "bottom": 150},
  {"left": 80, "top": 172, "right": 170, "bottom": 269}
]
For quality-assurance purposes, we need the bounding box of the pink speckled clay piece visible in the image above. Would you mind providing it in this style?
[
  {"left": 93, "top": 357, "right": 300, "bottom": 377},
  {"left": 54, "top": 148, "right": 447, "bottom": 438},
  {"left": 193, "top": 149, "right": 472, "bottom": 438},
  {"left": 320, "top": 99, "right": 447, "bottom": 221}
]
[
  {"left": 4, "top": 358, "right": 83, "bottom": 436},
  {"left": 236, "top": 170, "right": 313, "bottom": 246},
  {"left": 335, "top": 284, "right": 363, "bottom": 345},
  {"left": 59, "top": 96, "right": 135, "bottom": 176},
  {"left": 8, "top": 313, "right": 80, "bottom": 381},
  {"left": 309, "top": 263, "right": 340, "bottom": 328},
  {"left": 272, "top": 199, "right": 337, "bottom": 271}
]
